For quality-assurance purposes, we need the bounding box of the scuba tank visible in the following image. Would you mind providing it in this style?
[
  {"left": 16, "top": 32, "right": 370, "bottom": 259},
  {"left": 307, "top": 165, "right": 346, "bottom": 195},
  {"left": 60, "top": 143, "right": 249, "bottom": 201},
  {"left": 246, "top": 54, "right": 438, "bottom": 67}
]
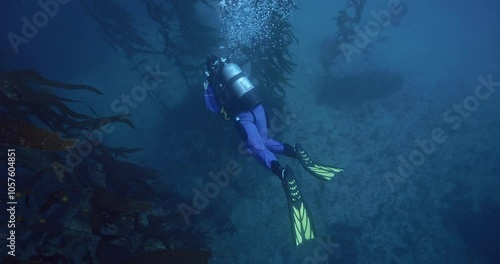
[{"left": 212, "top": 62, "right": 263, "bottom": 118}]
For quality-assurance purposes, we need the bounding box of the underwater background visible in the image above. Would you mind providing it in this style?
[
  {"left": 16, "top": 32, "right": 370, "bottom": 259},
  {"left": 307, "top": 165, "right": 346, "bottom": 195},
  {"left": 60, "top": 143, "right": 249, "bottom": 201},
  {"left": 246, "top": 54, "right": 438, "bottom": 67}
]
[{"left": 1, "top": 0, "right": 499, "bottom": 263}]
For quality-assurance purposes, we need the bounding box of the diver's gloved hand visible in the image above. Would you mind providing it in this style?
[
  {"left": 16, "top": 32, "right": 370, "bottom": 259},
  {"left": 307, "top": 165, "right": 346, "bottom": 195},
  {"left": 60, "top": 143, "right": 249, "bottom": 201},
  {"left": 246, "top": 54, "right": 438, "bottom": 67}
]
[{"left": 203, "top": 80, "right": 208, "bottom": 90}]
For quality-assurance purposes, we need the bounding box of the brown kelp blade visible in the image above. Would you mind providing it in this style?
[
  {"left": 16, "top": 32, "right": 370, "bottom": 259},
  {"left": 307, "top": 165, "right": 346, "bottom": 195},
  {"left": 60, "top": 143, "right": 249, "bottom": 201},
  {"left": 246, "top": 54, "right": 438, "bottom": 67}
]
[
  {"left": 95, "top": 237, "right": 133, "bottom": 263},
  {"left": 67, "top": 114, "right": 135, "bottom": 131},
  {"left": 3, "top": 70, "right": 103, "bottom": 95},
  {"left": 91, "top": 188, "right": 151, "bottom": 213},
  {"left": 37, "top": 190, "right": 67, "bottom": 212},
  {"left": 25, "top": 168, "right": 50, "bottom": 208},
  {"left": 122, "top": 250, "right": 211, "bottom": 264},
  {"left": 0, "top": 115, "right": 77, "bottom": 151},
  {"left": 99, "top": 145, "right": 143, "bottom": 158}
]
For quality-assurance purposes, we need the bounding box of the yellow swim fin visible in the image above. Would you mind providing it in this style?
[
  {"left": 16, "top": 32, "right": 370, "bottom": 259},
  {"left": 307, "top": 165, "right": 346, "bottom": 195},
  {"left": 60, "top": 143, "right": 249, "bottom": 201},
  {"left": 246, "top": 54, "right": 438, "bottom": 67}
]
[
  {"left": 295, "top": 143, "right": 344, "bottom": 181},
  {"left": 282, "top": 165, "right": 315, "bottom": 246}
]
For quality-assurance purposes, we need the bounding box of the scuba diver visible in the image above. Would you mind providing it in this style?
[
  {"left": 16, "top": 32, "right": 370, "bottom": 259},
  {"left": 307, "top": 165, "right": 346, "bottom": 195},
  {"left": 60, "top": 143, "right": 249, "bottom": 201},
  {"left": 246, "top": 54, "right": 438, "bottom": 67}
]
[{"left": 203, "top": 55, "right": 343, "bottom": 246}]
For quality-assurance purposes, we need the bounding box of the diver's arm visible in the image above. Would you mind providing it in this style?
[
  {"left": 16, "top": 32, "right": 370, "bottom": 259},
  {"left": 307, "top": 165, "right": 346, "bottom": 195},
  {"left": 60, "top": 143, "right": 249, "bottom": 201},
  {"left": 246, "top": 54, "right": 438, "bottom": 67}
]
[{"left": 204, "top": 81, "right": 222, "bottom": 113}]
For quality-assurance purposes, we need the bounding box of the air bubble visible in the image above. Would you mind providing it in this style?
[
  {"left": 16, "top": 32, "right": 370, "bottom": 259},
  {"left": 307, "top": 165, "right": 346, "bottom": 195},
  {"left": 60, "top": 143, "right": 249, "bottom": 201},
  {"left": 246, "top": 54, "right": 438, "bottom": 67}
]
[{"left": 215, "top": 0, "right": 295, "bottom": 49}]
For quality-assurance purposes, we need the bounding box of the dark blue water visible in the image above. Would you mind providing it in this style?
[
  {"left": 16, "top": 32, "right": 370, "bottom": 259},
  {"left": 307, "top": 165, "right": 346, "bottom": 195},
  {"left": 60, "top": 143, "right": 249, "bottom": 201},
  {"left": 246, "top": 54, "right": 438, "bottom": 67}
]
[{"left": 1, "top": 0, "right": 499, "bottom": 263}]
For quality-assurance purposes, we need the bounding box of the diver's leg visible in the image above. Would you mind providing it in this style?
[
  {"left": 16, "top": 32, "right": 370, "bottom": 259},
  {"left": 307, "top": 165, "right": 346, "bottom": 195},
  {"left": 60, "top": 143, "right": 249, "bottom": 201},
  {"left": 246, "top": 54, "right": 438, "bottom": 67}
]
[
  {"left": 253, "top": 104, "right": 297, "bottom": 158},
  {"left": 237, "top": 111, "right": 278, "bottom": 170},
  {"left": 252, "top": 104, "right": 271, "bottom": 139}
]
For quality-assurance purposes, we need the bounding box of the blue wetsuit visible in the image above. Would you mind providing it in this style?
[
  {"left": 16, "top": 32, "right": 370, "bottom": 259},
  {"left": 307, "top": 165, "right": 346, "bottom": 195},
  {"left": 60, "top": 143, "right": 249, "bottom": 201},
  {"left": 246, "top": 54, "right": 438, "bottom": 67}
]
[{"left": 204, "top": 84, "right": 286, "bottom": 170}]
